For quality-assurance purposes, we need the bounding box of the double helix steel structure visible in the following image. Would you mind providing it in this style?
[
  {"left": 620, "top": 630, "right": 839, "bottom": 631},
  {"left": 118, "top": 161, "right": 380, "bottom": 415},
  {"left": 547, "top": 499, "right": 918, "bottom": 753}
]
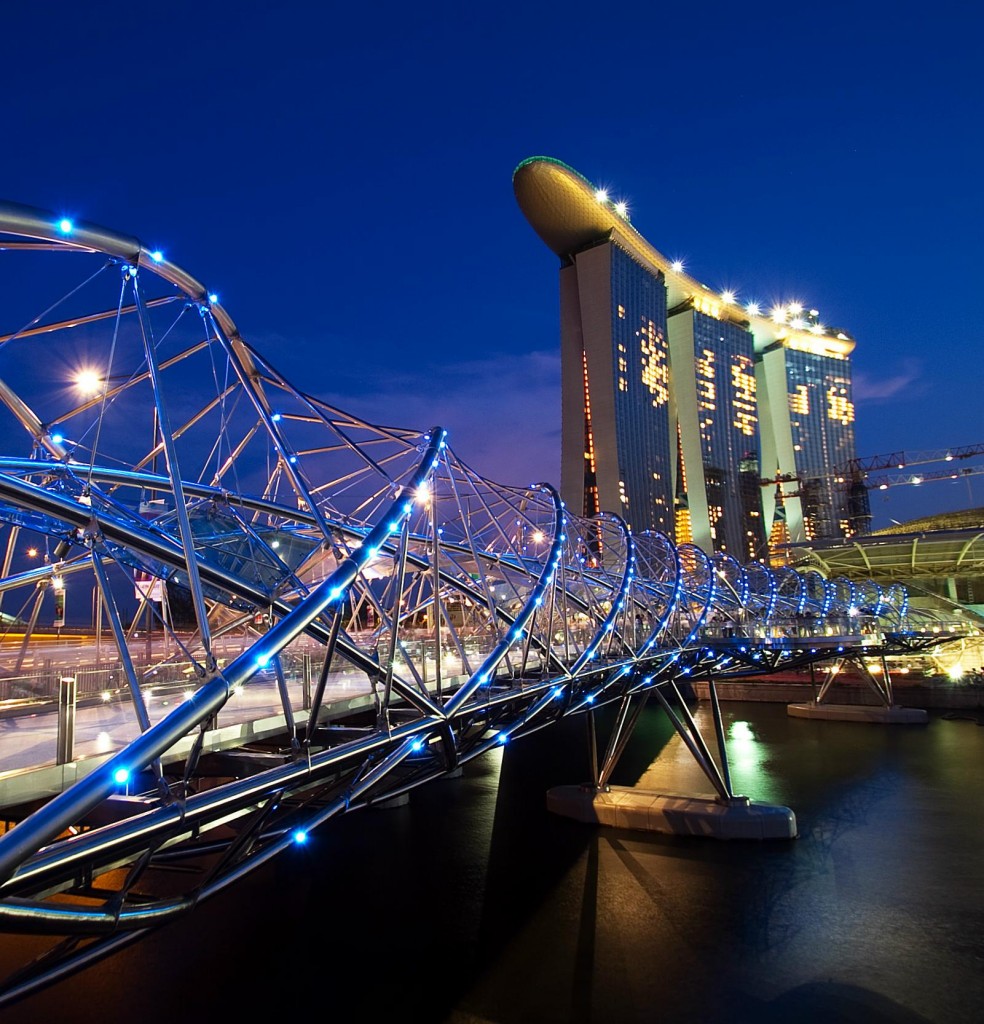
[{"left": 0, "top": 202, "right": 950, "bottom": 1000}]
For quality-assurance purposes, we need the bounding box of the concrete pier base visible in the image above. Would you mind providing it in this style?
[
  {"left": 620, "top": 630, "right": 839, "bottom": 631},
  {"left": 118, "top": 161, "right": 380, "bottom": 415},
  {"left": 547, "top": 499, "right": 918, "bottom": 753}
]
[
  {"left": 546, "top": 785, "right": 797, "bottom": 840},
  {"left": 787, "top": 702, "right": 929, "bottom": 724}
]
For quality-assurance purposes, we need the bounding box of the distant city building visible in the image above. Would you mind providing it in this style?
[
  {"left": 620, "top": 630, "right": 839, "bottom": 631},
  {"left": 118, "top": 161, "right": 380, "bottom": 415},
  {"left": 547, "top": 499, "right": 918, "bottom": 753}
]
[{"left": 513, "top": 156, "right": 868, "bottom": 554}]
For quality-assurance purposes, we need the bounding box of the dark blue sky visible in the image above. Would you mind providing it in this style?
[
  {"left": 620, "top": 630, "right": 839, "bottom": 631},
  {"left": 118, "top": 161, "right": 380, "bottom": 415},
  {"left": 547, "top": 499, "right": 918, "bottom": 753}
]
[{"left": 5, "top": 0, "right": 982, "bottom": 530}]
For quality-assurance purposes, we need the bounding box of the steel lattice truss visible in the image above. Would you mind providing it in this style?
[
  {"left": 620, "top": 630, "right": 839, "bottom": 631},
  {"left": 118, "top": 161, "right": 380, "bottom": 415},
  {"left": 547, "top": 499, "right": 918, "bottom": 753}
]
[{"left": 0, "top": 202, "right": 960, "bottom": 1002}]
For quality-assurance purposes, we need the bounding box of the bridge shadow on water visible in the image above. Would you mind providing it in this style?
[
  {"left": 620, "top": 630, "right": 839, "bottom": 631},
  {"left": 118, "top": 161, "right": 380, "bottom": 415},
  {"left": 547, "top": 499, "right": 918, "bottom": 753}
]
[{"left": 1, "top": 702, "right": 981, "bottom": 1023}]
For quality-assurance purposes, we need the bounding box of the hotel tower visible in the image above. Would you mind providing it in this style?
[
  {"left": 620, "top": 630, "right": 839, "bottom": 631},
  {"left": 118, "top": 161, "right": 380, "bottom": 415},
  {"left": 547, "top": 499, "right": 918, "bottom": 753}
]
[{"left": 513, "top": 156, "right": 868, "bottom": 556}]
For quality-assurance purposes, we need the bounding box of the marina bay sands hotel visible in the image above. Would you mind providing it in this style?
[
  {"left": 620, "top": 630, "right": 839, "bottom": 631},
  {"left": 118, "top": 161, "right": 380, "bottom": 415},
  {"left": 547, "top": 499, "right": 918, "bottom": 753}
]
[{"left": 513, "top": 156, "right": 870, "bottom": 560}]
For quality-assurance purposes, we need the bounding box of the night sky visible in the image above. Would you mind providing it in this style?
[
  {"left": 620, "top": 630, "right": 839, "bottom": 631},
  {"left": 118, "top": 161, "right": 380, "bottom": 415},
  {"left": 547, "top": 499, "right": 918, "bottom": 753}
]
[{"left": 4, "top": 0, "right": 982, "bottom": 531}]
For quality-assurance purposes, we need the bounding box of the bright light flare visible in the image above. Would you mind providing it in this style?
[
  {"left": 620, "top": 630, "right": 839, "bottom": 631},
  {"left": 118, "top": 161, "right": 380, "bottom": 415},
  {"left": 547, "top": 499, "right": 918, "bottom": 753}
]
[
  {"left": 594, "top": 189, "right": 608, "bottom": 203},
  {"left": 74, "top": 368, "right": 103, "bottom": 397}
]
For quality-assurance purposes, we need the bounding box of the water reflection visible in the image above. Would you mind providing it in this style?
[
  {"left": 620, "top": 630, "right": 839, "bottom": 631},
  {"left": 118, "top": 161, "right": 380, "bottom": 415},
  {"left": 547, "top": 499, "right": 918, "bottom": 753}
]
[{"left": 0, "top": 702, "right": 981, "bottom": 1024}]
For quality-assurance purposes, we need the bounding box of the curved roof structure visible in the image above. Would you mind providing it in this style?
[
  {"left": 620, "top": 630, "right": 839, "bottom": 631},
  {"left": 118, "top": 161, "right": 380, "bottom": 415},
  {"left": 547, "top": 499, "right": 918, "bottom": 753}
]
[
  {"left": 513, "top": 156, "right": 855, "bottom": 358},
  {"left": 793, "top": 514, "right": 984, "bottom": 587},
  {"left": 870, "top": 507, "right": 984, "bottom": 536}
]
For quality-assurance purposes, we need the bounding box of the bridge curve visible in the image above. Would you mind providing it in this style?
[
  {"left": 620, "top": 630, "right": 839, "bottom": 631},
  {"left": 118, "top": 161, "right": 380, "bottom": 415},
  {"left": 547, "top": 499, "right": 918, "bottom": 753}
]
[{"left": 0, "top": 202, "right": 958, "bottom": 1004}]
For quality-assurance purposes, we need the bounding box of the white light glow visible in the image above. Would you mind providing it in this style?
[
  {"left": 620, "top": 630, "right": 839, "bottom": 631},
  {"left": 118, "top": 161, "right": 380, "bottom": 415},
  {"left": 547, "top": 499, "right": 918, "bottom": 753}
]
[
  {"left": 74, "top": 368, "right": 103, "bottom": 396},
  {"left": 671, "top": 260, "right": 684, "bottom": 272},
  {"left": 594, "top": 189, "right": 608, "bottom": 203}
]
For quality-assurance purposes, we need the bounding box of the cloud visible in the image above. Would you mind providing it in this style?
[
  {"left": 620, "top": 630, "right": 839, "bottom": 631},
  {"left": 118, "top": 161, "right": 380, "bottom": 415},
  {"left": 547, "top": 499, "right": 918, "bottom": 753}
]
[
  {"left": 852, "top": 358, "right": 922, "bottom": 401},
  {"left": 313, "top": 350, "right": 563, "bottom": 490}
]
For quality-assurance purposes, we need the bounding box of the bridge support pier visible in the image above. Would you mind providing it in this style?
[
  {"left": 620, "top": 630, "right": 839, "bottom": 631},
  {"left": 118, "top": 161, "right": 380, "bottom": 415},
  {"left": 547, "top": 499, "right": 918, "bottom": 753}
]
[
  {"left": 788, "top": 654, "right": 928, "bottom": 723},
  {"left": 545, "top": 785, "right": 797, "bottom": 840}
]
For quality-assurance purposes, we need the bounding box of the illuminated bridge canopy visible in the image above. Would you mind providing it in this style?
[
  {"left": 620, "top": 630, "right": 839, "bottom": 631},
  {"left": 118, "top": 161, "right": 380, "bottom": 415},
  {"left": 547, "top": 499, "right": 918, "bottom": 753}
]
[{"left": 0, "top": 201, "right": 956, "bottom": 1004}]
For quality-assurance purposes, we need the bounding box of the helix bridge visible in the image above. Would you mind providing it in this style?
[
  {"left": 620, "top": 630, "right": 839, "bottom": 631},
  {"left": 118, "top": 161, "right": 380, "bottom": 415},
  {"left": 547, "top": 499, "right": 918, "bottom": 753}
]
[{"left": 0, "top": 201, "right": 956, "bottom": 1002}]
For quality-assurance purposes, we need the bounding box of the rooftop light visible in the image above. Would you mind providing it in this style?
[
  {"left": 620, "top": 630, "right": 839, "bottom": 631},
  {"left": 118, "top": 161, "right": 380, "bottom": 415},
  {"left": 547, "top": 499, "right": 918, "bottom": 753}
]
[
  {"left": 721, "top": 290, "right": 736, "bottom": 304},
  {"left": 594, "top": 189, "right": 608, "bottom": 203},
  {"left": 613, "top": 200, "right": 628, "bottom": 217},
  {"left": 746, "top": 301, "right": 761, "bottom": 315},
  {"left": 671, "top": 260, "right": 684, "bottom": 272}
]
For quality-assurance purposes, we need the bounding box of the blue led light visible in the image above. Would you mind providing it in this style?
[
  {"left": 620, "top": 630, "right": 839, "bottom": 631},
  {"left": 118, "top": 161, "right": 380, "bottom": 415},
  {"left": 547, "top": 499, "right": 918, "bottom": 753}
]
[
  {"left": 113, "top": 767, "right": 129, "bottom": 784},
  {"left": 292, "top": 829, "right": 308, "bottom": 844},
  {"left": 256, "top": 653, "right": 271, "bottom": 668},
  {"left": 410, "top": 738, "right": 424, "bottom": 752},
  {"left": 288, "top": 455, "right": 297, "bottom": 464},
  {"left": 150, "top": 250, "right": 163, "bottom": 262},
  {"left": 271, "top": 413, "right": 282, "bottom": 422},
  {"left": 497, "top": 732, "right": 508, "bottom": 744},
  {"left": 57, "top": 218, "right": 73, "bottom": 234},
  {"left": 585, "top": 693, "right": 596, "bottom": 703},
  {"left": 50, "top": 433, "right": 64, "bottom": 444},
  {"left": 208, "top": 293, "right": 218, "bottom": 303}
]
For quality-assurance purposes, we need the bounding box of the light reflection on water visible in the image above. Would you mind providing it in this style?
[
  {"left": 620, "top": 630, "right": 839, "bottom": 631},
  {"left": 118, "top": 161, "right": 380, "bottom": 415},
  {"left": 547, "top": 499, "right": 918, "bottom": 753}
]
[{"left": 1, "top": 701, "right": 982, "bottom": 1024}]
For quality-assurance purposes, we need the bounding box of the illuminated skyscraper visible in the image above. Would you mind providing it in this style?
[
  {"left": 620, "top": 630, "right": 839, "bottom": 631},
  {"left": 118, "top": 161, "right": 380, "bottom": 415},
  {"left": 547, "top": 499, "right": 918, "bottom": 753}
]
[
  {"left": 557, "top": 238, "right": 674, "bottom": 536},
  {"left": 667, "top": 306, "right": 764, "bottom": 558},
  {"left": 513, "top": 156, "right": 864, "bottom": 551}
]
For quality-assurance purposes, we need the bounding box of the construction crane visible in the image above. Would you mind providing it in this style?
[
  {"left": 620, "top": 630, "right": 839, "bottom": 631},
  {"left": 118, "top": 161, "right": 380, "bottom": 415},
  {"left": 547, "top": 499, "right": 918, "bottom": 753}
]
[
  {"left": 761, "top": 443, "right": 984, "bottom": 496},
  {"left": 843, "top": 442, "right": 984, "bottom": 475},
  {"left": 758, "top": 443, "right": 984, "bottom": 538}
]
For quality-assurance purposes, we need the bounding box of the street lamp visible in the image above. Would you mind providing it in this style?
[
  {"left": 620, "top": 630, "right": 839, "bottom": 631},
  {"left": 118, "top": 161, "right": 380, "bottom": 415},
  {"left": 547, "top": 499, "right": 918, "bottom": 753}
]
[{"left": 74, "top": 368, "right": 104, "bottom": 397}]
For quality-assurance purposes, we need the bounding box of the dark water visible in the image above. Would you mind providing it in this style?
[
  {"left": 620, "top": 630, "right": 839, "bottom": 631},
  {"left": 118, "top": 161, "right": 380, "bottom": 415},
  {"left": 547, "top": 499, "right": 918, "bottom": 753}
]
[{"left": 2, "top": 702, "right": 983, "bottom": 1023}]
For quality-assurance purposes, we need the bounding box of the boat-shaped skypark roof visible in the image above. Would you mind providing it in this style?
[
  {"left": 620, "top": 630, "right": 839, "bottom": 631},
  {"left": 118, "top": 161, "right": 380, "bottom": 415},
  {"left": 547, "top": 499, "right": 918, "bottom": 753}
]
[{"left": 513, "top": 156, "right": 855, "bottom": 358}]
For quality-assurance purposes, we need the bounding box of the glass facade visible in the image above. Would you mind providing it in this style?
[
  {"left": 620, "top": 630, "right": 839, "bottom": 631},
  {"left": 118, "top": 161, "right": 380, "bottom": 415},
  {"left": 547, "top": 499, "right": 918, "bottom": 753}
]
[
  {"left": 784, "top": 344, "right": 865, "bottom": 539},
  {"left": 608, "top": 244, "right": 674, "bottom": 534},
  {"left": 689, "top": 311, "right": 763, "bottom": 558}
]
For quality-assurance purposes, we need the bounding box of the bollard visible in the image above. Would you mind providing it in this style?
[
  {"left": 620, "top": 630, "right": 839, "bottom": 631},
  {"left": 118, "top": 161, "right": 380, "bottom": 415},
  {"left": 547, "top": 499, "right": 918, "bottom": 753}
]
[
  {"left": 56, "top": 675, "right": 77, "bottom": 765},
  {"left": 302, "top": 653, "right": 312, "bottom": 711}
]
